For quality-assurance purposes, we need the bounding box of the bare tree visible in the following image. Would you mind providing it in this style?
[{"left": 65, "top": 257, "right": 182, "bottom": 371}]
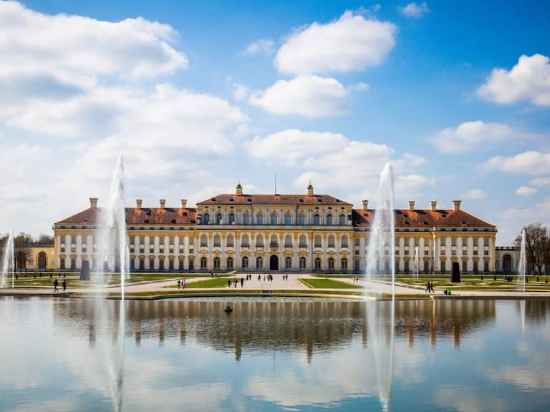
[{"left": 516, "top": 224, "right": 549, "bottom": 276}]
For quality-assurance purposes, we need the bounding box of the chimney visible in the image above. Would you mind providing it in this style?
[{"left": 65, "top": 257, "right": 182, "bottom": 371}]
[
  {"left": 160, "top": 199, "right": 166, "bottom": 208},
  {"left": 453, "top": 200, "right": 462, "bottom": 211},
  {"left": 430, "top": 200, "right": 437, "bottom": 211},
  {"left": 181, "top": 199, "right": 187, "bottom": 208},
  {"left": 409, "top": 200, "right": 416, "bottom": 210},
  {"left": 307, "top": 182, "right": 314, "bottom": 196},
  {"left": 89, "top": 197, "right": 98, "bottom": 208},
  {"left": 136, "top": 199, "right": 143, "bottom": 209},
  {"left": 362, "top": 200, "right": 369, "bottom": 210},
  {"left": 235, "top": 183, "right": 243, "bottom": 196}
]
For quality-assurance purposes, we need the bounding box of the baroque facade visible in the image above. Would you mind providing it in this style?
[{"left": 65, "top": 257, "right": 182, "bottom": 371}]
[{"left": 52, "top": 183, "right": 498, "bottom": 274}]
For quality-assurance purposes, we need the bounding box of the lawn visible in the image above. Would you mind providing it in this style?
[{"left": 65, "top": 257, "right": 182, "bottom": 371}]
[
  {"left": 397, "top": 275, "right": 550, "bottom": 291},
  {"left": 183, "top": 277, "right": 233, "bottom": 289},
  {"left": 300, "top": 278, "right": 362, "bottom": 289}
]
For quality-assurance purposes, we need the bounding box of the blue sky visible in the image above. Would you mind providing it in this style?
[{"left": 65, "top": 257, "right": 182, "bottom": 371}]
[{"left": 1, "top": 0, "right": 549, "bottom": 242}]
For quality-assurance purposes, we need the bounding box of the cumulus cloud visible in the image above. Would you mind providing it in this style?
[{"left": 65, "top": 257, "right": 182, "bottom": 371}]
[
  {"left": 246, "top": 129, "right": 429, "bottom": 204},
  {"left": 463, "top": 189, "right": 488, "bottom": 200},
  {"left": 516, "top": 186, "right": 537, "bottom": 196},
  {"left": 275, "top": 11, "right": 396, "bottom": 75},
  {"left": 486, "top": 151, "right": 550, "bottom": 176},
  {"left": 400, "top": 2, "right": 430, "bottom": 18},
  {"left": 530, "top": 176, "right": 550, "bottom": 187},
  {"left": 243, "top": 38, "right": 275, "bottom": 55},
  {"left": 249, "top": 75, "right": 347, "bottom": 117},
  {"left": 478, "top": 54, "right": 550, "bottom": 106},
  {"left": 433, "top": 121, "right": 532, "bottom": 153}
]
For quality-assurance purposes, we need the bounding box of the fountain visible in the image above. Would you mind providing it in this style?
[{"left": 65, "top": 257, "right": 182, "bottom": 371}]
[
  {"left": 518, "top": 229, "right": 527, "bottom": 293},
  {"left": 414, "top": 246, "right": 420, "bottom": 280},
  {"left": 94, "top": 154, "right": 129, "bottom": 411},
  {"left": 1, "top": 231, "right": 14, "bottom": 288},
  {"left": 365, "top": 163, "right": 396, "bottom": 411}
]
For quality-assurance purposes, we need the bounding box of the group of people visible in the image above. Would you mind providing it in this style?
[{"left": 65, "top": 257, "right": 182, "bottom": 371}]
[
  {"left": 425, "top": 281, "right": 435, "bottom": 293},
  {"left": 53, "top": 278, "right": 67, "bottom": 293},
  {"left": 351, "top": 276, "right": 361, "bottom": 284},
  {"left": 176, "top": 279, "right": 186, "bottom": 288},
  {"left": 228, "top": 278, "right": 245, "bottom": 288}
]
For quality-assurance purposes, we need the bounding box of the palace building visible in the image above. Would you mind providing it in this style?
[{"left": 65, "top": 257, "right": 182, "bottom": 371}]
[{"left": 49, "top": 183, "right": 499, "bottom": 274}]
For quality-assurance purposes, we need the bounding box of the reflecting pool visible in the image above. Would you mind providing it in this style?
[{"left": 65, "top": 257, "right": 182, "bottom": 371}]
[{"left": 1, "top": 297, "right": 549, "bottom": 411}]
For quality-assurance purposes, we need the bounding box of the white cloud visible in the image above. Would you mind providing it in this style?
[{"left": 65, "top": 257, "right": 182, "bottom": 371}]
[
  {"left": 350, "top": 81, "right": 370, "bottom": 92},
  {"left": 530, "top": 176, "right": 550, "bottom": 187},
  {"left": 478, "top": 54, "right": 550, "bottom": 106},
  {"left": 516, "top": 186, "right": 537, "bottom": 196},
  {"left": 275, "top": 11, "right": 396, "bottom": 75},
  {"left": 232, "top": 83, "right": 250, "bottom": 101},
  {"left": 246, "top": 129, "right": 429, "bottom": 204},
  {"left": 249, "top": 75, "right": 347, "bottom": 117},
  {"left": 243, "top": 38, "right": 275, "bottom": 55},
  {"left": 496, "top": 198, "right": 550, "bottom": 243},
  {"left": 487, "top": 151, "right": 550, "bottom": 176},
  {"left": 463, "top": 189, "right": 488, "bottom": 200},
  {"left": 433, "top": 121, "right": 531, "bottom": 153},
  {"left": 400, "top": 2, "right": 430, "bottom": 18}
]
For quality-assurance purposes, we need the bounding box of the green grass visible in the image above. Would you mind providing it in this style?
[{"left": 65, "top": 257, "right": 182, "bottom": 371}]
[
  {"left": 300, "top": 278, "right": 362, "bottom": 289},
  {"left": 397, "top": 276, "right": 550, "bottom": 291},
  {"left": 182, "top": 277, "right": 233, "bottom": 289},
  {"left": 121, "top": 288, "right": 365, "bottom": 298}
]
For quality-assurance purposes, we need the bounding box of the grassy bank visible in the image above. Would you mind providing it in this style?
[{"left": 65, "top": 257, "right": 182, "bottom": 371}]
[{"left": 300, "top": 278, "right": 362, "bottom": 289}]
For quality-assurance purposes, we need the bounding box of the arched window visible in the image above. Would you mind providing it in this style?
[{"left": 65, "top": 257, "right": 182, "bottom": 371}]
[
  {"left": 284, "top": 235, "right": 292, "bottom": 248},
  {"left": 326, "top": 214, "right": 333, "bottom": 225},
  {"left": 229, "top": 213, "right": 235, "bottom": 224},
  {"left": 159, "top": 257, "right": 165, "bottom": 271},
  {"left": 243, "top": 212, "right": 250, "bottom": 225},
  {"left": 314, "top": 235, "right": 322, "bottom": 248},
  {"left": 256, "top": 256, "right": 263, "bottom": 269},
  {"left": 216, "top": 213, "right": 223, "bottom": 224},
  {"left": 213, "top": 234, "right": 221, "bottom": 247},
  {"left": 341, "top": 258, "right": 348, "bottom": 271},
  {"left": 328, "top": 235, "right": 335, "bottom": 248},
  {"left": 139, "top": 257, "right": 145, "bottom": 271},
  {"left": 200, "top": 257, "right": 207, "bottom": 269},
  {"left": 214, "top": 257, "right": 221, "bottom": 270},
  {"left": 149, "top": 257, "right": 155, "bottom": 270},
  {"left": 188, "top": 257, "right": 194, "bottom": 271},
  {"left": 256, "top": 212, "right": 264, "bottom": 224},
  {"left": 299, "top": 257, "right": 306, "bottom": 270},
  {"left": 270, "top": 212, "right": 278, "bottom": 225},
  {"left": 270, "top": 235, "right": 278, "bottom": 247},
  {"left": 314, "top": 257, "right": 321, "bottom": 271},
  {"left": 200, "top": 234, "right": 208, "bottom": 247},
  {"left": 313, "top": 214, "right": 320, "bottom": 225},
  {"left": 339, "top": 214, "right": 346, "bottom": 225},
  {"left": 328, "top": 257, "right": 335, "bottom": 270},
  {"left": 227, "top": 257, "right": 234, "bottom": 270},
  {"left": 60, "top": 257, "right": 66, "bottom": 270},
  {"left": 297, "top": 212, "right": 305, "bottom": 225},
  {"left": 241, "top": 234, "right": 249, "bottom": 248},
  {"left": 285, "top": 257, "right": 292, "bottom": 270},
  {"left": 299, "top": 235, "right": 307, "bottom": 248},
  {"left": 341, "top": 235, "right": 349, "bottom": 248},
  {"left": 284, "top": 212, "right": 292, "bottom": 225},
  {"left": 226, "top": 234, "right": 234, "bottom": 247},
  {"left": 256, "top": 234, "right": 264, "bottom": 247},
  {"left": 242, "top": 256, "right": 249, "bottom": 269},
  {"left": 202, "top": 213, "right": 210, "bottom": 224}
]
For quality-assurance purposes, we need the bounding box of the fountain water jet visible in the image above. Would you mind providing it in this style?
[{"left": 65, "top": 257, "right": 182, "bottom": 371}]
[
  {"left": 414, "top": 246, "right": 420, "bottom": 280},
  {"left": 94, "top": 154, "right": 129, "bottom": 412},
  {"left": 364, "top": 163, "right": 396, "bottom": 411},
  {"left": 1, "top": 231, "right": 15, "bottom": 289},
  {"left": 518, "top": 229, "right": 527, "bottom": 293}
]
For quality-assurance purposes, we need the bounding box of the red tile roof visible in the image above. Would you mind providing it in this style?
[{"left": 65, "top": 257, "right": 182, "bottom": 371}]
[
  {"left": 55, "top": 207, "right": 197, "bottom": 226},
  {"left": 352, "top": 208, "right": 495, "bottom": 228},
  {"left": 197, "top": 194, "right": 352, "bottom": 206}
]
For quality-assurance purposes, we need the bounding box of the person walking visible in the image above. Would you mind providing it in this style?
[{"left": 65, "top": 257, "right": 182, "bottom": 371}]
[
  {"left": 53, "top": 278, "right": 58, "bottom": 293},
  {"left": 240, "top": 278, "right": 244, "bottom": 288},
  {"left": 62, "top": 279, "right": 67, "bottom": 292}
]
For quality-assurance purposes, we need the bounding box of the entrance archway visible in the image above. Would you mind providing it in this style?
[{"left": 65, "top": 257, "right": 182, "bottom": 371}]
[
  {"left": 38, "top": 252, "right": 47, "bottom": 271},
  {"left": 269, "top": 255, "right": 279, "bottom": 271},
  {"left": 502, "top": 254, "right": 512, "bottom": 274}
]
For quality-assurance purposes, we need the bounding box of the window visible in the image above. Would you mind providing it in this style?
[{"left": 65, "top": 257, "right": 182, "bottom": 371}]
[
  {"left": 313, "top": 214, "right": 320, "bottom": 225},
  {"left": 188, "top": 257, "right": 194, "bottom": 271},
  {"left": 243, "top": 212, "right": 250, "bottom": 225},
  {"left": 200, "top": 235, "right": 208, "bottom": 247},
  {"left": 285, "top": 257, "right": 292, "bottom": 269},
  {"left": 226, "top": 234, "right": 234, "bottom": 247},
  {"left": 256, "top": 212, "right": 264, "bottom": 224},
  {"left": 242, "top": 256, "right": 249, "bottom": 269},
  {"left": 328, "top": 257, "right": 335, "bottom": 270},
  {"left": 314, "top": 235, "right": 322, "bottom": 248},
  {"left": 270, "top": 235, "right": 278, "bottom": 248},
  {"left": 213, "top": 234, "right": 221, "bottom": 247},
  {"left": 451, "top": 237, "right": 457, "bottom": 247},
  {"left": 284, "top": 212, "right": 292, "bottom": 225},
  {"left": 326, "top": 214, "right": 333, "bottom": 225},
  {"left": 270, "top": 212, "right": 278, "bottom": 225},
  {"left": 241, "top": 234, "right": 249, "bottom": 248},
  {"left": 328, "top": 235, "right": 335, "bottom": 248},
  {"left": 284, "top": 235, "right": 292, "bottom": 248},
  {"left": 229, "top": 213, "right": 235, "bottom": 224},
  {"left": 339, "top": 214, "right": 346, "bottom": 225},
  {"left": 341, "top": 236, "right": 349, "bottom": 248},
  {"left": 214, "top": 257, "right": 220, "bottom": 270},
  {"left": 341, "top": 258, "right": 348, "bottom": 271},
  {"left": 299, "top": 235, "right": 307, "bottom": 248},
  {"left": 314, "top": 257, "right": 321, "bottom": 271},
  {"left": 227, "top": 257, "right": 233, "bottom": 270},
  {"left": 60, "top": 257, "right": 66, "bottom": 270},
  {"left": 297, "top": 213, "right": 305, "bottom": 225},
  {"left": 299, "top": 257, "right": 306, "bottom": 270},
  {"left": 200, "top": 257, "right": 207, "bottom": 269},
  {"left": 216, "top": 213, "right": 222, "bottom": 224},
  {"left": 256, "top": 235, "right": 264, "bottom": 247},
  {"left": 202, "top": 213, "right": 210, "bottom": 224},
  {"left": 484, "top": 261, "right": 489, "bottom": 272},
  {"left": 139, "top": 258, "right": 145, "bottom": 270},
  {"left": 149, "top": 257, "right": 154, "bottom": 270},
  {"left": 256, "top": 256, "right": 263, "bottom": 269}
]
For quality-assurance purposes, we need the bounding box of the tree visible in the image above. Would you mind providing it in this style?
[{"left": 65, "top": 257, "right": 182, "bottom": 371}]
[{"left": 516, "top": 224, "right": 549, "bottom": 276}]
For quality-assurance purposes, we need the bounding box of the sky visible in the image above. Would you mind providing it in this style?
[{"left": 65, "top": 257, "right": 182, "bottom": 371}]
[{"left": 0, "top": 0, "right": 549, "bottom": 243}]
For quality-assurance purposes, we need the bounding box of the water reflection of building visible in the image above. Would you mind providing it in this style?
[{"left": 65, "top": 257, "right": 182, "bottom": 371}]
[{"left": 52, "top": 298, "right": 501, "bottom": 359}]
